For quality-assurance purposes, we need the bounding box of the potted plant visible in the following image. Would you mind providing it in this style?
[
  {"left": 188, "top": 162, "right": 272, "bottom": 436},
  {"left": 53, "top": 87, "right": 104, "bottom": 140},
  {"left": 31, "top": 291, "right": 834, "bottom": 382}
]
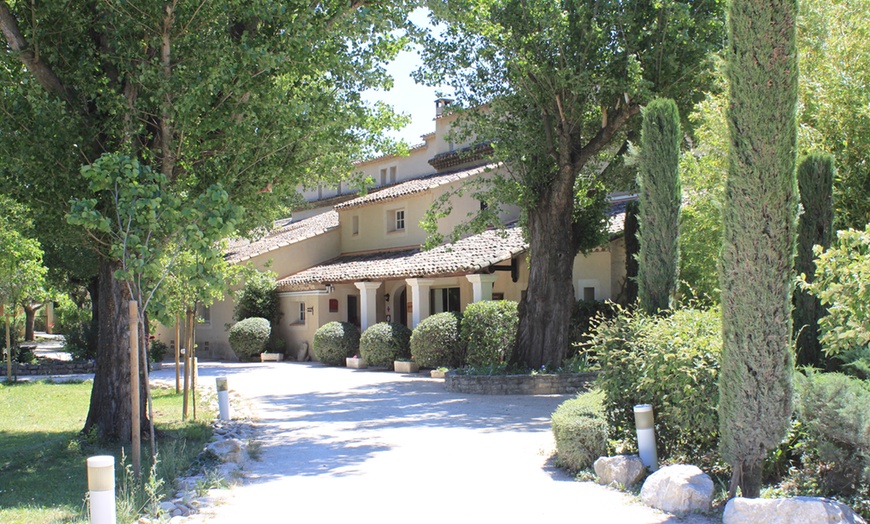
[
  {"left": 394, "top": 357, "right": 419, "bottom": 373},
  {"left": 430, "top": 366, "right": 449, "bottom": 378},
  {"left": 346, "top": 355, "right": 367, "bottom": 369}
]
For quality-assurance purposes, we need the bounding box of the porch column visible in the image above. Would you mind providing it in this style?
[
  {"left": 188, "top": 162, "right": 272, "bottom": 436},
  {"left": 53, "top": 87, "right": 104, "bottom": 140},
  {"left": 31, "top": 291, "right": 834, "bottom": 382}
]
[
  {"left": 466, "top": 274, "right": 499, "bottom": 302},
  {"left": 354, "top": 282, "right": 382, "bottom": 332},
  {"left": 405, "top": 278, "right": 434, "bottom": 328}
]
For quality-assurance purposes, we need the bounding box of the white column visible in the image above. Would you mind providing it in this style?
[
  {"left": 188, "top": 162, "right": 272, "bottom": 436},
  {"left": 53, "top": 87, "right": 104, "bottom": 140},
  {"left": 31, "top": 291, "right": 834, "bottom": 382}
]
[
  {"left": 354, "top": 282, "right": 382, "bottom": 332},
  {"left": 466, "top": 274, "right": 499, "bottom": 302},
  {"left": 405, "top": 278, "right": 435, "bottom": 328}
]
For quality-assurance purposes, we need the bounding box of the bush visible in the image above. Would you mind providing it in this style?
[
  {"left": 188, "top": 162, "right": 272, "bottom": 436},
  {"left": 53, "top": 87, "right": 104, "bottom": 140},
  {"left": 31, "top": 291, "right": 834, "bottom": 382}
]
[
  {"left": 570, "top": 299, "right": 618, "bottom": 349},
  {"left": 312, "top": 322, "right": 360, "bottom": 366},
  {"left": 53, "top": 295, "right": 91, "bottom": 334},
  {"left": 591, "top": 306, "right": 721, "bottom": 465},
  {"left": 551, "top": 389, "right": 609, "bottom": 471},
  {"left": 228, "top": 317, "right": 271, "bottom": 360},
  {"left": 148, "top": 339, "right": 169, "bottom": 363},
  {"left": 460, "top": 300, "right": 518, "bottom": 367},
  {"left": 792, "top": 371, "right": 870, "bottom": 496},
  {"left": 233, "top": 269, "right": 282, "bottom": 325},
  {"left": 410, "top": 312, "right": 464, "bottom": 368},
  {"left": 359, "top": 322, "right": 412, "bottom": 368},
  {"left": 64, "top": 320, "right": 97, "bottom": 361}
]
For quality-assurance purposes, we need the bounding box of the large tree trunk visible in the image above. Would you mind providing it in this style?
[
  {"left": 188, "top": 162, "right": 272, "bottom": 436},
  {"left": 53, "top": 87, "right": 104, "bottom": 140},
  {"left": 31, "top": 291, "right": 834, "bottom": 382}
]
[
  {"left": 513, "top": 168, "right": 578, "bottom": 369},
  {"left": 83, "top": 256, "right": 150, "bottom": 442},
  {"left": 23, "top": 302, "right": 42, "bottom": 341}
]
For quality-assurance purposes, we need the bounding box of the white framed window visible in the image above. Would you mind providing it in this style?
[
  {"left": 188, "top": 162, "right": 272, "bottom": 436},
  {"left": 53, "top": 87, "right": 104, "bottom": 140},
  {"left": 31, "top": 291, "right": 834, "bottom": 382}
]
[
  {"left": 387, "top": 207, "right": 406, "bottom": 234},
  {"left": 395, "top": 209, "right": 405, "bottom": 231}
]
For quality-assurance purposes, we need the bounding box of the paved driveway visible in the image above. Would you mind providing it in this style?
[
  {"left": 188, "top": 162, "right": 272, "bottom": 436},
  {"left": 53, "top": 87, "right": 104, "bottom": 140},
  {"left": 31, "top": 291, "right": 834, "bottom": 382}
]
[{"left": 153, "top": 362, "right": 718, "bottom": 524}]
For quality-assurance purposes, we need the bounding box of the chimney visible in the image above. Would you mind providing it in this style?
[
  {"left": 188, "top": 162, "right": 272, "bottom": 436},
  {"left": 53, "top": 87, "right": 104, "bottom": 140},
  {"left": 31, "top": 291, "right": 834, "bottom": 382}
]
[{"left": 435, "top": 98, "right": 453, "bottom": 118}]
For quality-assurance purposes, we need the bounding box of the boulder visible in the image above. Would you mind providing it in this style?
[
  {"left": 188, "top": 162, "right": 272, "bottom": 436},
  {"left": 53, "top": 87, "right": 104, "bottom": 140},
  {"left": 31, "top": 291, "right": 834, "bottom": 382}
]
[
  {"left": 207, "top": 438, "right": 245, "bottom": 464},
  {"left": 594, "top": 455, "right": 647, "bottom": 487},
  {"left": 723, "top": 496, "right": 866, "bottom": 524},
  {"left": 640, "top": 464, "right": 713, "bottom": 514}
]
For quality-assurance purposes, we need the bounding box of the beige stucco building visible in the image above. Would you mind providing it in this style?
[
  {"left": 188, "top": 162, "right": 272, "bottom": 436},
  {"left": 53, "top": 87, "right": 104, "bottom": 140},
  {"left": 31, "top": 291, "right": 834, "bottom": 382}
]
[{"left": 156, "top": 100, "right": 631, "bottom": 361}]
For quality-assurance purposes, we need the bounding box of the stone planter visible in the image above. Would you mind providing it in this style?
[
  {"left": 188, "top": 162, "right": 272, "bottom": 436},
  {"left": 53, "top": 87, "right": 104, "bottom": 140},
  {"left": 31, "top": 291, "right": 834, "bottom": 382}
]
[
  {"left": 346, "top": 357, "right": 367, "bottom": 369},
  {"left": 430, "top": 369, "right": 448, "bottom": 378},
  {"left": 394, "top": 360, "right": 419, "bottom": 373},
  {"left": 260, "top": 353, "right": 284, "bottom": 362}
]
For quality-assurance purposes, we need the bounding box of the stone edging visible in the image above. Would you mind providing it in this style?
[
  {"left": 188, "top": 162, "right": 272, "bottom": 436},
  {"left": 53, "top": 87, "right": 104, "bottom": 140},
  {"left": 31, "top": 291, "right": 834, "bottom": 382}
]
[
  {"left": 445, "top": 371, "right": 597, "bottom": 395},
  {"left": 12, "top": 361, "right": 96, "bottom": 376}
]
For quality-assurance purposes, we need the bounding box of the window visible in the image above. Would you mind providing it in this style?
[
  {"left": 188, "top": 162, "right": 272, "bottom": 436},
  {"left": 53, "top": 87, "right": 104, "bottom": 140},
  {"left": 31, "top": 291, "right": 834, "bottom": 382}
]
[
  {"left": 196, "top": 304, "right": 210, "bottom": 326},
  {"left": 389, "top": 166, "right": 397, "bottom": 184},
  {"left": 380, "top": 168, "right": 387, "bottom": 186},
  {"left": 298, "top": 302, "right": 306, "bottom": 323},
  {"left": 430, "top": 287, "right": 461, "bottom": 313},
  {"left": 329, "top": 299, "right": 339, "bottom": 313},
  {"left": 395, "top": 209, "right": 405, "bottom": 231},
  {"left": 352, "top": 215, "right": 360, "bottom": 236},
  {"left": 583, "top": 287, "right": 596, "bottom": 301}
]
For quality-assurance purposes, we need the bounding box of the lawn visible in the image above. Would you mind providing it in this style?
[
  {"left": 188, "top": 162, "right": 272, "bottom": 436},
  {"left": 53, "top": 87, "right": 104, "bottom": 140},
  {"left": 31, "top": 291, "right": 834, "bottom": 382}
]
[{"left": 0, "top": 380, "right": 214, "bottom": 524}]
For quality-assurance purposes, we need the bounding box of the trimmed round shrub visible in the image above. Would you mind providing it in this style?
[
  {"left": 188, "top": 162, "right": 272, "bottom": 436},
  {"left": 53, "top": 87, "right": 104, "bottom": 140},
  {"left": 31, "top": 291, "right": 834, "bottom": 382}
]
[
  {"left": 228, "top": 317, "right": 271, "bottom": 359},
  {"left": 551, "top": 389, "right": 609, "bottom": 471},
  {"left": 312, "top": 321, "right": 361, "bottom": 366},
  {"left": 410, "top": 312, "right": 464, "bottom": 368},
  {"left": 460, "top": 300, "right": 518, "bottom": 367},
  {"left": 359, "top": 322, "right": 412, "bottom": 368}
]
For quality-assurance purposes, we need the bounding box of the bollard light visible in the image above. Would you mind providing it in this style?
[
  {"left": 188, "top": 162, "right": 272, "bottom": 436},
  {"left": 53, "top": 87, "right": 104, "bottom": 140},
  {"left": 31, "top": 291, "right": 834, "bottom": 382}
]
[
  {"left": 216, "top": 376, "right": 231, "bottom": 421},
  {"left": 634, "top": 404, "right": 658, "bottom": 472},
  {"left": 87, "top": 455, "right": 116, "bottom": 524}
]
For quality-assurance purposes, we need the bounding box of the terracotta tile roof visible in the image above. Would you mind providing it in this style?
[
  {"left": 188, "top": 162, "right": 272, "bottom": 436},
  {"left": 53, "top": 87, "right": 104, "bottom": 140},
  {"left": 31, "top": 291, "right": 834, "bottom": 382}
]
[
  {"left": 225, "top": 210, "right": 339, "bottom": 263},
  {"left": 277, "top": 225, "right": 526, "bottom": 290},
  {"left": 334, "top": 163, "right": 500, "bottom": 211},
  {"left": 276, "top": 198, "right": 632, "bottom": 289}
]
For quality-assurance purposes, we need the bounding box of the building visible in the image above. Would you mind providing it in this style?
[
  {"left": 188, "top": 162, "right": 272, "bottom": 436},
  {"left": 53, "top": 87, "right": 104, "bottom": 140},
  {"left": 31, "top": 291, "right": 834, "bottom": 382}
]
[{"left": 157, "top": 100, "right": 630, "bottom": 360}]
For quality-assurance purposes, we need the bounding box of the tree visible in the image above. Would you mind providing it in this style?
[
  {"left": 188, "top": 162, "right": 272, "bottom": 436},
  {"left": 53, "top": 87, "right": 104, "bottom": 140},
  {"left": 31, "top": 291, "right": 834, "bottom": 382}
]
[
  {"left": 233, "top": 268, "right": 282, "bottom": 326},
  {"left": 0, "top": 198, "right": 47, "bottom": 381},
  {"left": 418, "top": 0, "right": 724, "bottom": 368},
  {"left": 0, "top": 1, "right": 413, "bottom": 441},
  {"left": 798, "top": 0, "right": 870, "bottom": 230},
  {"left": 719, "top": 0, "right": 799, "bottom": 498},
  {"left": 635, "top": 98, "right": 682, "bottom": 314},
  {"left": 793, "top": 153, "right": 835, "bottom": 368},
  {"left": 622, "top": 200, "right": 640, "bottom": 306}
]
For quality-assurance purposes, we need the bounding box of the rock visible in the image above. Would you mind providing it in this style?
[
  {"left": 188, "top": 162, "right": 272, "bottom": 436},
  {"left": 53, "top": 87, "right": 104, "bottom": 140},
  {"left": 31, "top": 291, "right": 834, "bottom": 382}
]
[
  {"left": 723, "top": 496, "right": 867, "bottom": 524},
  {"left": 207, "top": 438, "right": 245, "bottom": 463},
  {"left": 170, "top": 508, "right": 182, "bottom": 517},
  {"left": 640, "top": 464, "right": 713, "bottom": 514},
  {"left": 159, "top": 501, "right": 177, "bottom": 514},
  {"left": 594, "top": 455, "right": 647, "bottom": 487}
]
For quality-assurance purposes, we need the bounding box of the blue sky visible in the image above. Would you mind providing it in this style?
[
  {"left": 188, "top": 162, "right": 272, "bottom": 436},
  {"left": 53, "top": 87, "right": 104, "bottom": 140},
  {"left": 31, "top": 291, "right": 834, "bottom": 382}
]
[{"left": 361, "top": 9, "right": 446, "bottom": 146}]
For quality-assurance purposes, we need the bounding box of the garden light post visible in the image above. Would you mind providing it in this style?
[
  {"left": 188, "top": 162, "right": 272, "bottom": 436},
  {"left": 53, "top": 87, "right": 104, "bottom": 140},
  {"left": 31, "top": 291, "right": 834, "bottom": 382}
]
[
  {"left": 634, "top": 404, "right": 658, "bottom": 471},
  {"left": 216, "top": 376, "right": 230, "bottom": 421},
  {"left": 87, "top": 455, "right": 115, "bottom": 524}
]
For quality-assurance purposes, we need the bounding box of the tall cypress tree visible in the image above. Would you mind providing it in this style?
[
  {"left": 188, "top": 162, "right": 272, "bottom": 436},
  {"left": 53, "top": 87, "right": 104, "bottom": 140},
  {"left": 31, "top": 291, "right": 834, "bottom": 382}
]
[
  {"left": 623, "top": 200, "right": 640, "bottom": 306},
  {"left": 794, "top": 153, "right": 835, "bottom": 367},
  {"left": 719, "top": 0, "right": 799, "bottom": 499},
  {"left": 637, "top": 98, "right": 682, "bottom": 315}
]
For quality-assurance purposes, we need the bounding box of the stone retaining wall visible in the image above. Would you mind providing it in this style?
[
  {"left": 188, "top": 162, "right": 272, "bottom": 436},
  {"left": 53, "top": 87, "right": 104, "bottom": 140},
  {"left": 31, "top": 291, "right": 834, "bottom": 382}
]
[
  {"left": 445, "top": 371, "right": 597, "bottom": 395},
  {"left": 11, "top": 361, "right": 97, "bottom": 376}
]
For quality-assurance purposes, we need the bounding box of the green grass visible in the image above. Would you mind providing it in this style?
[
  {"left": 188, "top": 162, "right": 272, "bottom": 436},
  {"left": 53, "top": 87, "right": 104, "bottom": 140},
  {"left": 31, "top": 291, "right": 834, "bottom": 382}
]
[{"left": 0, "top": 380, "right": 215, "bottom": 524}]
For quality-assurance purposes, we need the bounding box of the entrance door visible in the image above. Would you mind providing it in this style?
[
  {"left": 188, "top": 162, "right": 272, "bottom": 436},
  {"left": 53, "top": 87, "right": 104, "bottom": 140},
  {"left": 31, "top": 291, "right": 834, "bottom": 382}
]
[
  {"left": 399, "top": 288, "right": 408, "bottom": 327},
  {"left": 347, "top": 295, "right": 360, "bottom": 328}
]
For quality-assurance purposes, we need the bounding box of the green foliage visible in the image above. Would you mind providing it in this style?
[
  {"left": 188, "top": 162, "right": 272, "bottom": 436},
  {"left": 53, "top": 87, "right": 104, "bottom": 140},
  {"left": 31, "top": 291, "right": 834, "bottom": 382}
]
[
  {"left": 800, "top": 226, "right": 870, "bottom": 379},
  {"left": 410, "top": 312, "right": 464, "bottom": 369},
  {"left": 64, "top": 320, "right": 97, "bottom": 362},
  {"left": 569, "top": 299, "right": 617, "bottom": 349},
  {"left": 622, "top": 200, "right": 640, "bottom": 305},
  {"left": 591, "top": 306, "right": 722, "bottom": 465},
  {"left": 148, "top": 339, "right": 169, "bottom": 363},
  {"left": 791, "top": 371, "right": 870, "bottom": 498},
  {"left": 53, "top": 294, "right": 92, "bottom": 334},
  {"left": 460, "top": 300, "right": 518, "bottom": 367},
  {"left": 359, "top": 322, "right": 412, "bottom": 368},
  {"left": 227, "top": 317, "right": 271, "bottom": 360},
  {"left": 720, "top": 0, "right": 799, "bottom": 495},
  {"left": 793, "top": 153, "right": 835, "bottom": 368},
  {"left": 312, "top": 321, "right": 361, "bottom": 367},
  {"left": 551, "top": 389, "right": 609, "bottom": 472},
  {"left": 636, "top": 98, "right": 682, "bottom": 314},
  {"left": 233, "top": 269, "right": 281, "bottom": 325}
]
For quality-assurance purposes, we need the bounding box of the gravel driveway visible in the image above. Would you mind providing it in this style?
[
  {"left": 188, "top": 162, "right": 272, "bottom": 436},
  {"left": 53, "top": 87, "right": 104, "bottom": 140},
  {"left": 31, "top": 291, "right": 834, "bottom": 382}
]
[{"left": 153, "top": 361, "right": 719, "bottom": 524}]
